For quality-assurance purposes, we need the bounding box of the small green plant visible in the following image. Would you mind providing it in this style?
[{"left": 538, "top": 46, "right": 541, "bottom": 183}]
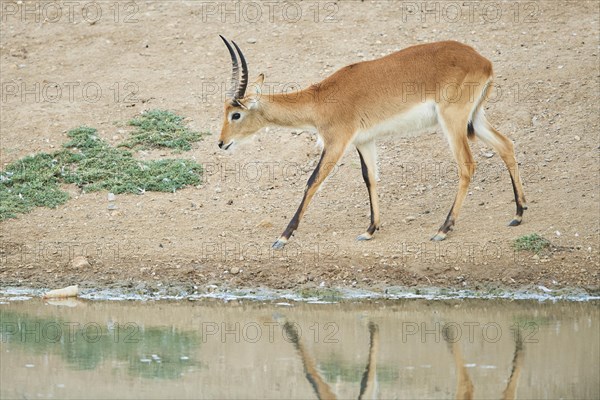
[
  {"left": 0, "top": 153, "right": 70, "bottom": 219},
  {"left": 0, "top": 126, "right": 203, "bottom": 220},
  {"left": 121, "top": 109, "right": 205, "bottom": 151},
  {"left": 61, "top": 127, "right": 202, "bottom": 194},
  {"left": 513, "top": 233, "right": 551, "bottom": 254}
]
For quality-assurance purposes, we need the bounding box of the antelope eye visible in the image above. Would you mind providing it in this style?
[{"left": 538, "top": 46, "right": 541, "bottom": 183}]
[{"left": 231, "top": 112, "right": 241, "bottom": 120}]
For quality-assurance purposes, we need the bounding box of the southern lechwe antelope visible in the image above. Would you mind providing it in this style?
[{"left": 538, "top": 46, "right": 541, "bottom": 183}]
[{"left": 217, "top": 36, "right": 527, "bottom": 249}]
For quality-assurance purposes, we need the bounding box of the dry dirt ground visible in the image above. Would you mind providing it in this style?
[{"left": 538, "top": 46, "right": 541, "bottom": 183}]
[{"left": 1, "top": 1, "right": 598, "bottom": 295}]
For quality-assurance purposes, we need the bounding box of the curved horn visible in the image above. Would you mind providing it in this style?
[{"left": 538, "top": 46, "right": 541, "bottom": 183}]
[
  {"left": 231, "top": 41, "right": 249, "bottom": 99},
  {"left": 219, "top": 35, "right": 239, "bottom": 99}
]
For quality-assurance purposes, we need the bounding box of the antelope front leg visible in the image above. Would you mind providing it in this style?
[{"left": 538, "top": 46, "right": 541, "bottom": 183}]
[
  {"left": 356, "top": 141, "right": 380, "bottom": 241},
  {"left": 272, "top": 145, "right": 345, "bottom": 249}
]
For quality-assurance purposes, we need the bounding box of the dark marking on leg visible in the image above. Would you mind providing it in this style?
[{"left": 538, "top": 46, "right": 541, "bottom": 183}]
[
  {"left": 432, "top": 200, "right": 456, "bottom": 241},
  {"left": 281, "top": 193, "right": 307, "bottom": 239},
  {"left": 510, "top": 175, "right": 524, "bottom": 217},
  {"left": 508, "top": 175, "right": 525, "bottom": 226},
  {"left": 358, "top": 149, "right": 371, "bottom": 188},
  {"left": 357, "top": 148, "right": 377, "bottom": 236},
  {"left": 280, "top": 151, "right": 326, "bottom": 240},
  {"left": 440, "top": 200, "right": 456, "bottom": 233},
  {"left": 467, "top": 121, "right": 475, "bottom": 140}
]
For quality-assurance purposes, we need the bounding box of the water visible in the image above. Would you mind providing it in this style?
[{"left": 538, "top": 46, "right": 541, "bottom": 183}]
[{"left": 1, "top": 297, "right": 598, "bottom": 399}]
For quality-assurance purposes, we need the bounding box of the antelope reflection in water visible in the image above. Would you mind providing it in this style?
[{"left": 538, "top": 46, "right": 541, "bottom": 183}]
[
  {"left": 284, "top": 321, "right": 526, "bottom": 400},
  {"left": 283, "top": 321, "right": 380, "bottom": 400},
  {"left": 446, "top": 330, "right": 525, "bottom": 400}
]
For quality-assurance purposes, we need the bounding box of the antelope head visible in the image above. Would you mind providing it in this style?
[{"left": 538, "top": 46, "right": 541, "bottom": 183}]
[{"left": 218, "top": 35, "right": 265, "bottom": 150}]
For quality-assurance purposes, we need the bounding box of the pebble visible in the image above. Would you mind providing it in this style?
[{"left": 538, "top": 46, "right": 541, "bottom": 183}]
[
  {"left": 229, "top": 267, "right": 240, "bottom": 275},
  {"left": 71, "top": 256, "right": 90, "bottom": 269},
  {"left": 256, "top": 219, "right": 273, "bottom": 228},
  {"left": 247, "top": 38, "right": 257, "bottom": 44}
]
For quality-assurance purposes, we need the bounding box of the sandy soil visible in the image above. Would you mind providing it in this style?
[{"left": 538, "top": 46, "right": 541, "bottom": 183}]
[{"left": 1, "top": 1, "right": 598, "bottom": 294}]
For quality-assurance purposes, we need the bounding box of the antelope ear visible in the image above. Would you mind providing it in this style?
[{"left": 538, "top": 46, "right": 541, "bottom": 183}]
[
  {"left": 249, "top": 74, "right": 264, "bottom": 98},
  {"left": 238, "top": 74, "right": 264, "bottom": 109}
]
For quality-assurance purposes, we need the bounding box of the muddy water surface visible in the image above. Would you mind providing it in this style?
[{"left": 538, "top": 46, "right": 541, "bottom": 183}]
[{"left": 1, "top": 298, "right": 598, "bottom": 399}]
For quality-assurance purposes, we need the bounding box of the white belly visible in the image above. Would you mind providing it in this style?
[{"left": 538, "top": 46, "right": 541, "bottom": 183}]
[{"left": 353, "top": 101, "right": 439, "bottom": 145}]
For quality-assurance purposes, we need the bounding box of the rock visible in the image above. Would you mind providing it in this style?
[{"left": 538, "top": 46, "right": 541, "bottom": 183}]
[
  {"left": 43, "top": 285, "right": 78, "bottom": 299},
  {"left": 256, "top": 219, "right": 273, "bottom": 228},
  {"left": 229, "top": 267, "right": 240, "bottom": 275},
  {"left": 404, "top": 215, "right": 416, "bottom": 222},
  {"left": 72, "top": 256, "right": 90, "bottom": 268},
  {"left": 108, "top": 193, "right": 116, "bottom": 201},
  {"left": 246, "top": 38, "right": 257, "bottom": 44}
]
